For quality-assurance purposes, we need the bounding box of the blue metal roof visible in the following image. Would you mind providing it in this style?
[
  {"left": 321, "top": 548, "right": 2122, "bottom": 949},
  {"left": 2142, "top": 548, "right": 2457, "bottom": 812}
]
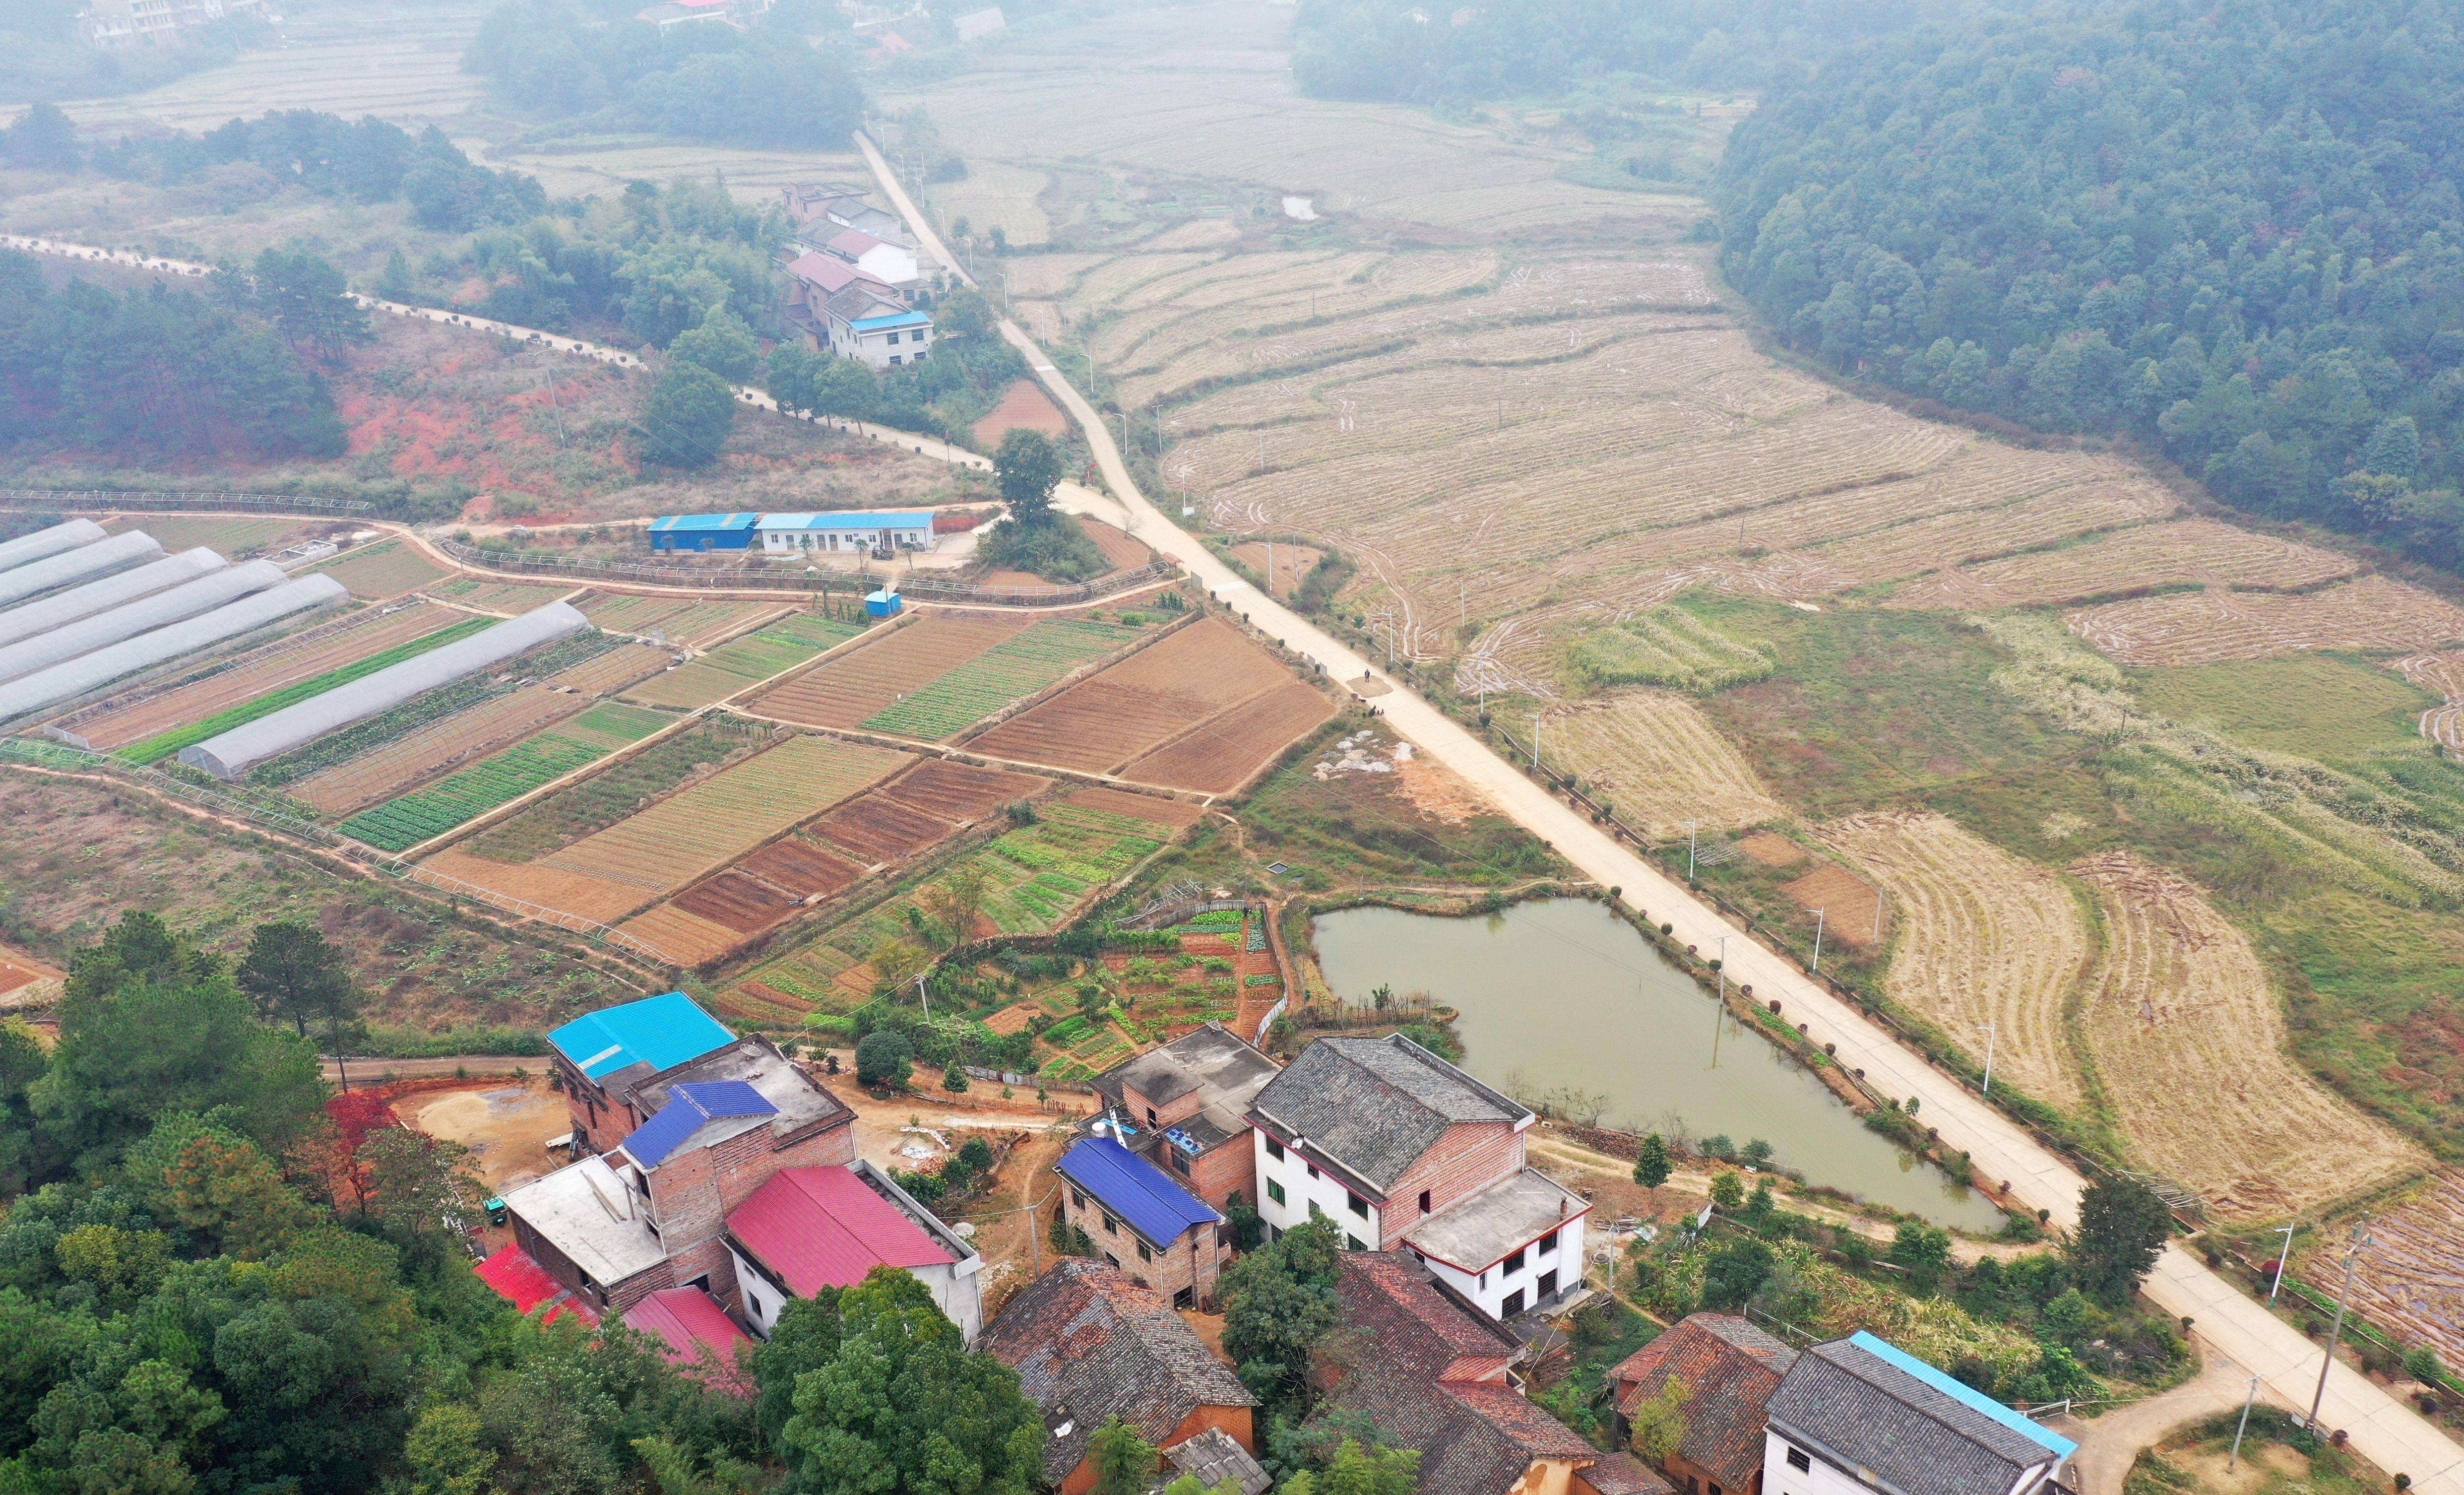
[
  {"left": 1056, "top": 1135, "right": 1221, "bottom": 1246},
  {"left": 1847, "top": 1333, "right": 2078, "bottom": 1459},
  {"left": 758, "top": 511, "right": 935, "bottom": 532},
  {"left": 851, "top": 311, "right": 932, "bottom": 331},
  {"left": 648, "top": 513, "right": 761, "bottom": 533},
  {"left": 621, "top": 1081, "right": 778, "bottom": 1169},
  {"left": 547, "top": 992, "right": 734, "bottom": 1081}
]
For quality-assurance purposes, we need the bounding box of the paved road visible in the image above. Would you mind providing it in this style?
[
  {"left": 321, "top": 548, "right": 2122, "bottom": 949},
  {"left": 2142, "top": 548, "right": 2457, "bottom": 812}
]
[
  {"left": 856, "top": 132, "right": 2464, "bottom": 1492},
  {"left": 0, "top": 233, "right": 990, "bottom": 473},
  {"left": 2063, "top": 1344, "right": 2274, "bottom": 1495}
]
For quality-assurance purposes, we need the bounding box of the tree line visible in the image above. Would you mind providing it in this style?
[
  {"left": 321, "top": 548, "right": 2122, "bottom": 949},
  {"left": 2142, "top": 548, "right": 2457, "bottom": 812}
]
[
  {"left": 463, "top": 0, "right": 864, "bottom": 149},
  {"left": 1715, "top": 0, "right": 2464, "bottom": 571}
]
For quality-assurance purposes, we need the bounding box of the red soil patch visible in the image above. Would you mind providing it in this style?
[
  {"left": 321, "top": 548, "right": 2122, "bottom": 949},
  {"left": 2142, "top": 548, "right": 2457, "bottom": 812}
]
[
  {"left": 971, "top": 379, "right": 1072, "bottom": 447},
  {"left": 1780, "top": 863, "right": 1884, "bottom": 946},
  {"left": 1078, "top": 516, "right": 1151, "bottom": 570}
]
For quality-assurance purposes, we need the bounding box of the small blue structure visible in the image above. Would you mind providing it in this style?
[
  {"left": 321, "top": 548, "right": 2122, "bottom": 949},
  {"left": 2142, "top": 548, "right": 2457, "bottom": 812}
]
[
  {"left": 647, "top": 513, "right": 761, "bottom": 552},
  {"left": 1056, "top": 1135, "right": 1223, "bottom": 1246},
  {"left": 865, "top": 589, "right": 903, "bottom": 618},
  {"left": 546, "top": 992, "right": 735, "bottom": 1083},
  {"left": 616, "top": 1081, "right": 778, "bottom": 1170}
]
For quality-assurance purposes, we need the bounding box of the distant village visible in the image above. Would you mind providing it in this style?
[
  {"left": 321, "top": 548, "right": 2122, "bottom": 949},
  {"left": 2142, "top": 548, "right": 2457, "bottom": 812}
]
[{"left": 481, "top": 990, "right": 2083, "bottom": 1495}]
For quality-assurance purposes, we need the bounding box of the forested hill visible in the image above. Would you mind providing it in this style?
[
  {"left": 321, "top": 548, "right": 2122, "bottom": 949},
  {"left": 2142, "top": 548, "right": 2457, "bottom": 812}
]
[
  {"left": 1715, "top": 0, "right": 2464, "bottom": 571},
  {"left": 1288, "top": 0, "right": 1963, "bottom": 102}
]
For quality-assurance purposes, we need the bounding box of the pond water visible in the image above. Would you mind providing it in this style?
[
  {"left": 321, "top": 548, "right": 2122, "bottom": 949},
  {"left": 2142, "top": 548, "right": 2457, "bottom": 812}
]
[{"left": 1311, "top": 898, "right": 2006, "bottom": 1230}]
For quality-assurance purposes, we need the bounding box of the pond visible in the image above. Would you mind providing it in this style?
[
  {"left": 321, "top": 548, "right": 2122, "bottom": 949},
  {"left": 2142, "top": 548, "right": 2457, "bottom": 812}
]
[{"left": 1311, "top": 898, "right": 2006, "bottom": 1230}]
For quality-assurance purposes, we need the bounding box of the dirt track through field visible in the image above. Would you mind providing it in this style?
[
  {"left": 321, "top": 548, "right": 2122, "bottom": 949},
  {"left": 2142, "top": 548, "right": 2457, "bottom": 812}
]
[
  {"left": 1820, "top": 811, "right": 2090, "bottom": 1111},
  {"left": 2071, "top": 852, "right": 2423, "bottom": 1219},
  {"left": 1542, "top": 692, "right": 1785, "bottom": 838}
]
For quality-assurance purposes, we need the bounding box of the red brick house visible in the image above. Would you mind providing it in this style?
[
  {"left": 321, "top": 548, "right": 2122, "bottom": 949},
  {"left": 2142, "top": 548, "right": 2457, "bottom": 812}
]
[
  {"left": 1608, "top": 1315, "right": 1798, "bottom": 1495},
  {"left": 1094, "top": 1022, "right": 1280, "bottom": 1213},
  {"left": 982, "top": 1259, "right": 1263, "bottom": 1495},
  {"left": 1315, "top": 1254, "right": 1671, "bottom": 1495},
  {"left": 1249, "top": 1034, "right": 1588, "bottom": 1320},
  {"left": 1055, "top": 1135, "right": 1229, "bottom": 1308}
]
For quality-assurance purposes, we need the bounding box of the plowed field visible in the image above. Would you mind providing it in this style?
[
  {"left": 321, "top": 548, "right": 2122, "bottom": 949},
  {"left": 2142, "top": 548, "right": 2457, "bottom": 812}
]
[
  {"left": 671, "top": 871, "right": 799, "bottom": 934},
  {"left": 1120, "top": 680, "right": 1335, "bottom": 794},
  {"left": 1818, "top": 811, "right": 2090, "bottom": 1110},
  {"left": 1883, "top": 519, "right": 2358, "bottom": 611},
  {"left": 737, "top": 837, "right": 864, "bottom": 899},
  {"left": 2342, "top": 1172, "right": 2464, "bottom": 1368},
  {"left": 2068, "top": 576, "right": 2464, "bottom": 666},
  {"left": 64, "top": 602, "right": 456, "bottom": 750},
  {"left": 540, "top": 734, "right": 909, "bottom": 893},
  {"left": 1058, "top": 784, "right": 1208, "bottom": 829},
  {"left": 615, "top": 904, "right": 748, "bottom": 967},
  {"left": 807, "top": 795, "right": 954, "bottom": 864},
  {"left": 2071, "top": 852, "right": 2423, "bottom": 1219},
  {"left": 860, "top": 617, "right": 1138, "bottom": 739},
  {"left": 415, "top": 846, "right": 651, "bottom": 925},
  {"left": 1542, "top": 692, "right": 1785, "bottom": 839},
  {"left": 749, "top": 614, "right": 1026, "bottom": 728},
  {"left": 878, "top": 759, "right": 1049, "bottom": 820}
]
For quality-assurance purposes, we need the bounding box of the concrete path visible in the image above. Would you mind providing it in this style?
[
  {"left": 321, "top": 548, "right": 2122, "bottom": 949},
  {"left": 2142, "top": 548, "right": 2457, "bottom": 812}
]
[
  {"left": 2064, "top": 1343, "right": 2275, "bottom": 1495},
  {"left": 855, "top": 131, "right": 2464, "bottom": 1494}
]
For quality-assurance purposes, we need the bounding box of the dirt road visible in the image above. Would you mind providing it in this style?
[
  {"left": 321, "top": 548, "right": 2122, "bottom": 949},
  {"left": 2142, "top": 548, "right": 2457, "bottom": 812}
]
[
  {"left": 2062, "top": 1346, "right": 2277, "bottom": 1495},
  {"left": 324, "top": 1054, "right": 534, "bottom": 1082},
  {"left": 856, "top": 131, "right": 2464, "bottom": 1493}
]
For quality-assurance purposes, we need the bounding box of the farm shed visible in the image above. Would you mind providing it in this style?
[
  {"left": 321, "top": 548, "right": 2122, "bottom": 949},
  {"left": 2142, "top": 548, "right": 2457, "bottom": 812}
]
[
  {"left": 0, "top": 559, "right": 283, "bottom": 685},
  {"left": 0, "top": 546, "right": 229, "bottom": 649},
  {"left": 758, "top": 511, "right": 934, "bottom": 554},
  {"left": 0, "top": 529, "right": 164, "bottom": 608},
  {"left": 178, "top": 600, "right": 588, "bottom": 779},
  {"left": 647, "top": 513, "right": 761, "bottom": 553},
  {"left": 0, "top": 519, "right": 107, "bottom": 574},
  {"left": 0, "top": 574, "right": 346, "bottom": 721}
]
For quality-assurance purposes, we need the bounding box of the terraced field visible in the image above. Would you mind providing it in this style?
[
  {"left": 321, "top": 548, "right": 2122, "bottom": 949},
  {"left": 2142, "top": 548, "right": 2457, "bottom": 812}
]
[
  {"left": 1882, "top": 519, "right": 2358, "bottom": 611},
  {"left": 340, "top": 702, "right": 670, "bottom": 851},
  {"left": 858, "top": 617, "right": 1139, "bottom": 739},
  {"left": 621, "top": 613, "right": 868, "bottom": 710},
  {"left": 2069, "top": 575, "right": 2464, "bottom": 665},
  {"left": 1541, "top": 692, "right": 1784, "bottom": 839}
]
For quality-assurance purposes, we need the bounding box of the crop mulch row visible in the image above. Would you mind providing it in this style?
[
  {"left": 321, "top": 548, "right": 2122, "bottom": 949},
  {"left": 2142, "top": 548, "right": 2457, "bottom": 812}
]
[
  {"left": 750, "top": 614, "right": 1028, "bottom": 729},
  {"left": 416, "top": 846, "right": 651, "bottom": 925},
  {"left": 806, "top": 795, "right": 957, "bottom": 865},
  {"left": 737, "top": 837, "right": 864, "bottom": 899},
  {"left": 969, "top": 618, "right": 1304, "bottom": 779},
  {"left": 1117, "top": 680, "right": 1336, "bottom": 794},
  {"left": 859, "top": 617, "right": 1143, "bottom": 741},
  {"left": 337, "top": 702, "right": 670, "bottom": 852},
  {"left": 621, "top": 613, "right": 866, "bottom": 711},
  {"left": 2069, "top": 575, "right": 2464, "bottom": 666},
  {"left": 1055, "top": 784, "right": 1207, "bottom": 830},
  {"left": 544, "top": 640, "right": 675, "bottom": 697},
  {"left": 69, "top": 602, "right": 456, "bottom": 750},
  {"left": 613, "top": 903, "right": 749, "bottom": 967},
  {"left": 432, "top": 579, "right": 579, "bottom": 613},
  {"left": 671, "top": 871, "right": 800, "bottom": 934}
]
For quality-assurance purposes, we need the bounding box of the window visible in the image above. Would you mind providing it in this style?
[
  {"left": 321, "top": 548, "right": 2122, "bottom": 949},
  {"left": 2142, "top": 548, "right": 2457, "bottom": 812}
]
[
  {"left": 1169, "top": 1147, "right": 1191, "bottom": 1176},
  {"left": 1174, "top": 1287, "right": 1195, "bottom": 1309},
  {"left": 1103, "top": 1252, "right": 1120, "bottom": 1270},
  {"left": 1538, "top": 1229, "right": 1558, "bottom": 1255},
  {"left": 1145, "top": 1107, "right": 1159, "bottom": 1127},
  {"left": 889, "top": 354, "right": 903, "bottom": 365},
  {"left": 1264, "top": 1137, "right": 1285, "bottom": 1162},
  {"left": 1267, "top": 1179, "right": 1286, "bottom": 1205},
  {"left": 1137, "top": 1241, "right": 1153, "bottom": 1263},
  {"left": 1536, "top": 1269, "right": 1557, "bottom": 1299},
  {"left": 886, "top": 331, "right": 901, "bottom": 344},
  {"left": 1418, "top": 1189, "right": 1432, "bottom": 1215},
  {"left": 1345, "top": 1235, "right": 1366, "bottom": 1251},
  {"left": 1308, "top": 1201, "right": 1324, "bottom": 1220},
  {"left": 1346, "top": 1192, "right": 1368, "bottom": 1219},
  {"left": 1072, "top": 1188, "right": 1087, "bottom": 1211},
  {"left": 1306, "top": 1163, "right": 1321, "bottom": 1180},
  {"left": 1102, "top": 1213, "right": 1120, "bottom": 1236},
  {"left": 1785, "top": 1447, "right": 1811, "bottom": 1474},
  {"left": 1501, "top": 1289, "right": 1525, "bottom": 1316},
  {"left": 1503, "top": 1247, "right": 1525, "bottom": 1275}
]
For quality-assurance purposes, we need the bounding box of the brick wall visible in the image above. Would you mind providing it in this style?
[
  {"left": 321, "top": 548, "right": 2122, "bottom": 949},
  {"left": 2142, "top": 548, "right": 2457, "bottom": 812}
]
[
  {"left": 642, "top": 1115, "right": 855, "bottom": 1312},
  {"left": 1123, "top": 1078, "right": 1205, "bottom": 1132},
  {"left": 1061, "top": 1190, "right": 1226, "bottom": 1307},
  {"left": 1166, "top": 1135, "right": 1255, "bottom": 1215},
  {"left": 1377, "top": 1120, "right": 1525, "bottom": 1250},
  {"left": 512, "top": 1211, "right": 672, "bottom": 1314},
  {"left": 1053, "top": 1402, "right": 1255, "bottom": 1495}
]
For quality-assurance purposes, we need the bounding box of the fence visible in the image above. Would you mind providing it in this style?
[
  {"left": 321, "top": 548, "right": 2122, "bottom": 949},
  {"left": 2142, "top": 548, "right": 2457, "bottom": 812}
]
[
  {"left": 0, "top": 735, "right": 348, "bottom": 848},
  {"left": 0, "top": 489, "right": 374, "bottom": 515},
  {"left": 434, "top": 537, "right": 1182, "bottom": 607}
]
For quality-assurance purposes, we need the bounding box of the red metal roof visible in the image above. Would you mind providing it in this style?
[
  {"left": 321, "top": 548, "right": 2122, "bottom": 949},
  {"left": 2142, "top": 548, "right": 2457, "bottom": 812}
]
[
  {"left": 785, "top": 251, "right": 892, "bottom": 294},
  {"left": 474, "top": 1244, "right": 600, "bottom": 1326},
  {"left": 727, "top": 1166, "right": 953, "bottom": 1297},
  {"left": 827, "top": 228, "right": 885, "bottom": 257},
  {"left": 624, "top": 1287, "right": 753, "bottom": 1387}
]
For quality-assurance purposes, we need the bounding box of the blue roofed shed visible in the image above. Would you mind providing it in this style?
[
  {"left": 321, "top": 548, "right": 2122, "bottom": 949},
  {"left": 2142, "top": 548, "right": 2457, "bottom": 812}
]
[
  {"left": 549, "top": 992, "right": 735, "bottom": 1085},
  {"left": 757, "top": 510, "right": 935, "bottom": 554},
  {"left": 648, "top": 513, "right": 761, "bottom": 552},
  {"left": 617, "top": 1081, "right": 779, "bottom": 1170}
]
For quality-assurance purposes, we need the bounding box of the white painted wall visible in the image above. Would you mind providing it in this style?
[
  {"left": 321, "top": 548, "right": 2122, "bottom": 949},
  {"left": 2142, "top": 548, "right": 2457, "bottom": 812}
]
[
  {"left": 1250, "top": 1131, "right": 1381, "bottom": 1248},
  {"left": 1762, "top": 1429, "right": 2054, "bottom": 1495},
  {"left": 1413, "top": 1214, "right": 1584, "bottom": 1320}
]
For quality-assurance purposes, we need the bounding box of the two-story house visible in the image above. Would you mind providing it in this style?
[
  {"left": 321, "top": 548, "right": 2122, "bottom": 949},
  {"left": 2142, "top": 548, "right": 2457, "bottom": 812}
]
[
  {"left": 1055, "top": 1134, "right": 1228, "bottom": 1308},
  {"left": 1248, "top": 1033, "right": 1589, "bottom": 1320},
  {"left": 1763, "top": 1333, "right": 2076, "bottom": 1495},
  {"left": 1093, "top": 1022, "right": 1280, "bottom": 1212},
  {"left": 1610, "top": 1314, "right": 1798, "bottom": 1495},
  {"left": 727, "top": 1160, "right": 986, "bottom": 1343}
]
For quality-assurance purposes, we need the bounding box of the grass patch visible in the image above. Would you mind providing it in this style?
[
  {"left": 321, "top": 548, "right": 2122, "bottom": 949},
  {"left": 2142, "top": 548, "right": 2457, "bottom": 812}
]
[
  {"left": 1561, "top": 598, "right": 1774, "bottom": 692},
  {"left": 2128, "top": 653, "right": 2435, "bottom": 760},
  {"left": 120, "top": 616, "right": 495, "bottom": 766}
]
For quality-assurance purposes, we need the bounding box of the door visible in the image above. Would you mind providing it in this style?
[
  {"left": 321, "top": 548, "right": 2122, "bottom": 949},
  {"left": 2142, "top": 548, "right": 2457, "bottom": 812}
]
[
  {"left": 1537, "top": 1269, "right": 1558, "bottom": 1300},
  {"left": 1501, "top": 1289, "right": 1525, "bottom": 1317}
]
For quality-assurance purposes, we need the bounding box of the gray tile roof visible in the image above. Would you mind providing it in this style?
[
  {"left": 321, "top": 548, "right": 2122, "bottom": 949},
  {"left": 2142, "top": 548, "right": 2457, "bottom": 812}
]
[
  {"left": 1767, "top": 1339, "right": 2058, "bottom": 1495},
  {"left": 1158, "top": 1429, "right": 1269, "bottom": 1495},
  {"left": 981, "top": 1259, "right": 1256, "bottom": 1485},
  {"left": 1248, "top": 1034, "right": 1528, "bottom": 1194}
]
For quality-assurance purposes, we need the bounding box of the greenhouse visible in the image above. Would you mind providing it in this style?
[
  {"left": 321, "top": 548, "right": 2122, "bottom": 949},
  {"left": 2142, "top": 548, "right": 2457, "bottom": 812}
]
[
  {"left": 0, "top": 519, "right": 107, "bottom": 575},
  {"left": 0, "top": 559, "right": 284, "bottom": 685},
  {"left": 0, "top": 530, "right": 164, "bottom": 609},
  {"left": 0, "top": 575, "right": 347, "bottom": 722},
  {"left": 179, "top": 600, "right": 589, "bottom": 780},
  {"left": 0, "top": 547, "right": 230, "bottom": 650}
]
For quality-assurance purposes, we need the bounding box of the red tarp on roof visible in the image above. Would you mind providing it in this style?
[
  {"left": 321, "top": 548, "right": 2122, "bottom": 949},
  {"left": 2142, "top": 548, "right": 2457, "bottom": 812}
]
[
  {"left": 624, "top": 1287, "right": 753, "bottom": 1388},
  {"left": 475, "top": 1244, "right": 599, "bottom": 1327},
  {"left": 727, "top": 1166, "right": 953, "bottom": 1298}
]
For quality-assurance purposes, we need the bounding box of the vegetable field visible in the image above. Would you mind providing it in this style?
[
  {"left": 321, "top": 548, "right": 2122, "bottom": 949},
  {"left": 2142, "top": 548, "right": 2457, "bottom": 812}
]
[
  {"left": 340, "top": 702, "right": 669, "bottom": 851},
  {"left": 748, "top": 614, "right": 1026, "bottom": 728},
  {"left": 432, "top": 579, "right": 581, "bottom": 614},
  {"left": 306, "top": 539, "right": 450, "bottom": 599},
  {"left": 858, "top": 617, "right": 1138, "bottom": 739},
  {"left": 290, "top": 683, "right": 592, "bottom": 817},
  {"left": 578, "top": 595, "right": 785, "bottom": 648},
  {"left": 621, "top": 613, "right": 867, "bottom": 710},
  {"left": 119, "top": 615, "right": 493, "bottom": 766}
]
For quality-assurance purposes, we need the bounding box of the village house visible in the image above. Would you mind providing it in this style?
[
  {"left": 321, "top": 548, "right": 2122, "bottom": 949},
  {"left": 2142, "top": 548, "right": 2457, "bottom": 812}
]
[
  {"left": 623, "top": 1286, "right": 755, "bottom": 1387},
  {"left": 78, "top": 0, "right": 267, "bottom": 47},
  {"left": 1092, "top": 1022, "right": 1280, "bottom": 1212},
  {"left": 983, "top": 1259, "right": 1264, "bottom": 1495},
  {"left": 1763, "top": 1333, "right": 2076, "bottom": 1495},
  {"left": 545, "top": 990, "right": 737, "bottom": 1152},
  {"left": 820, "top": 227, "right": 923, "bottom": 290},
  {"left": 726, "top": 1160, "right": 985, "bottom": 1343},
  {"left": 756, "top": 510, "right": 934, "bottom": 555},
  {"left": 1316, "top": 1253, "right": 1671, "bottom": 1495},
  {"left": 812, "top": 284, "right": 933, "bottom": 368},
  {"left": 634, "top": 0, "right": 766, "bottom": 28},
  {"left": 1055, "top": 1134, "right": 1228, "bottom": 1308},
  {"left": 1609, "top": 1314, "right": 1798, "bottom": 1495},
  {"left": 784, "top": 184, "right": 911, "bottom": 248},
  {"left": 1248, "top": 1033, "right": 1589, "bottom": 1320},
  {"left": 783, "top": 251, "right": 899, "bottom": 323}
]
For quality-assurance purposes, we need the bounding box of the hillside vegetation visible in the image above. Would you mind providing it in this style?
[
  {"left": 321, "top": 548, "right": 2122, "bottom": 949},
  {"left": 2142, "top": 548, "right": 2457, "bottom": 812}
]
[{"left": 1717, "top": 0, "right": 2464, "bottom": 572}]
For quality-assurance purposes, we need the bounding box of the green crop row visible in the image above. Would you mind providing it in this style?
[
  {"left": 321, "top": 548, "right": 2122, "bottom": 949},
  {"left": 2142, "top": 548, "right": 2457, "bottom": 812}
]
[
  {"left": 341, "top": 726, "right": 621, "bottom": 851},
  {"left": 123, "top": 616, "right": 495, "bottom": 766},
  {"left": 857, "top": 619, "right": 1135, "bottom": 739}
]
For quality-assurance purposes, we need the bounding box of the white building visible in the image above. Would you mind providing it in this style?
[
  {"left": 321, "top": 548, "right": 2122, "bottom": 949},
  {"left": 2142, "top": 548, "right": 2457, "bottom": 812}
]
[
  {"left": 757, "top": 511, "right": 934, "bottom": 554},
  {"left": 725, "top": 1161, "right": 985, "bottom": 1344},
  {"left": 1764, "top": 1332, "right": 2075, "bottom": 1495},
  {"left": 822, "top": 228, "right": 922, "bottom": 289}
]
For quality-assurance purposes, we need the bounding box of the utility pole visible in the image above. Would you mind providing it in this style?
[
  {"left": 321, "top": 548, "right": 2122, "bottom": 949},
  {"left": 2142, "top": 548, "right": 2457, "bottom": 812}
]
[
  {"left": 916, "top": 973, "right": 932, "bottom": 1021},
  {"left": 1977, "top": 1022, "right": 1997, "bottom": 1098},
  {"left": 1715, "top": 933, "right": 1729, "bottom": 1004},
  {"left": 2307, "top": 1221, "right": 2374, "bottom": 1431},
  {"left": 1531, "top": 712, "right": 1542, "bottom": 771},
  {"left": 1686, "top": 819, "right": 1700, "bottom": 880},
  {"left": 2268, "top": 1221, "right": 2298, "bottom": 1302},
  {"left": 2227, "top": 1375, "right": 2261, "bottom": 1472},
  {"left": 1811, "top": 907, "right": 1826, "bottom": 973}
]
